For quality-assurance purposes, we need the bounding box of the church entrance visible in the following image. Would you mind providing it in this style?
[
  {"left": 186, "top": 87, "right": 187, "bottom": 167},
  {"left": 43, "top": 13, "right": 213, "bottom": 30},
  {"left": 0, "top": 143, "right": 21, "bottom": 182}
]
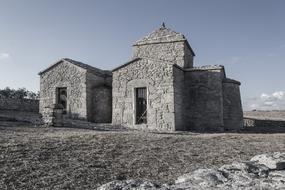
[
  {"left": 57, "top": 87, "right": 67, "bottom": 114},
  {"left": 135, "top": 87, "right": 147, "bottom": 124}
]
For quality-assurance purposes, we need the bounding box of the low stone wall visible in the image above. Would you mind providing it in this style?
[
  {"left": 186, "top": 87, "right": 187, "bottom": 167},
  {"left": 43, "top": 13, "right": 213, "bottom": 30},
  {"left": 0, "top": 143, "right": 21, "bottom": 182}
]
[
  {"left": 244, "top": 117, "right": 285, "bottom": 132},
  {"left": 244, "top": 117, "right": 285, "bottom": 127},
  {"left": 0, "top": 97, "right": 39, "bottom": 113}
]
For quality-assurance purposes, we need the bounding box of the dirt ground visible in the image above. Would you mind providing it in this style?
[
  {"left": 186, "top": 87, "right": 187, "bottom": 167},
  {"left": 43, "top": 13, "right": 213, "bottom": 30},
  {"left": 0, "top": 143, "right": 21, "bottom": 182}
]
[{"left": 0, "top": 126, "right": 285, "bottom": 190}]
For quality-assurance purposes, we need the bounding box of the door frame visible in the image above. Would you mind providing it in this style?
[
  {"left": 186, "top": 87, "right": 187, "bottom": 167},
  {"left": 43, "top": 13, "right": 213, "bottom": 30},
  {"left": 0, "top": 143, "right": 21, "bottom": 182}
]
[
  {"left": 56, "top": 87, "right": 67, "bottom": 114},
  {"left": 133, "top": 86, "right": 148, "bottom": 125}
]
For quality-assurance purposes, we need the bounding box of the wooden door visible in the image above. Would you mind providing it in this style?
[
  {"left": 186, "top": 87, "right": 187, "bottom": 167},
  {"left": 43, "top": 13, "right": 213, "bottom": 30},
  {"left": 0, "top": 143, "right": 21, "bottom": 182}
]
[
  {"left": 135, "top": 87, "right": 147, "bottom": 124},
  {"left": 57, "top": 87, "right": 67, "bottom": 113}
]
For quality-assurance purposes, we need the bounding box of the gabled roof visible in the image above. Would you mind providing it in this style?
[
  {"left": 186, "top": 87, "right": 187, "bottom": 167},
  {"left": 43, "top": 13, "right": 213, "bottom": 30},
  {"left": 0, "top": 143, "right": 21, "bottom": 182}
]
[
  {"left": 38, "top": 58, "right": 111, "bottom": 76},
  {"left": 133, "top": 23, "right": 195, "bottom": 56},
  {"left": 112, "top": 58, "right": 141, "bottom": 72}
]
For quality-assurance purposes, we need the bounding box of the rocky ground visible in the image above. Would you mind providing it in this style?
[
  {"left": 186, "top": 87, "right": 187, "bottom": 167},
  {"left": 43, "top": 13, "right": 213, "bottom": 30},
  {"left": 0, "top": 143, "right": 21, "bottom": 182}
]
[
  {"left": 99, "top": 152, "right": 285, "bottom": 189},
  {"left": 0, "top": 126, "right": 285, "bottom": 189}
]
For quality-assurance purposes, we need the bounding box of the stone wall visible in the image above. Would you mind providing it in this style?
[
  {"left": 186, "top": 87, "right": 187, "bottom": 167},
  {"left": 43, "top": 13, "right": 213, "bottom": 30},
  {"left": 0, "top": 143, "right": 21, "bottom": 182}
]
[
  {"left": 173, "top": 66, "right": 185, "bottom": 130},
  {"left": 112, "top": 25, "right": 244, "bottom": 132},
  {"left": 133, "top": 41, "right": 193, "bottom": 68},
  {"left": 184, "top": 43, "right": 194, "bottom": 68},
  {"left": 90, "top": 86, "right": 112, "bottom": 123},
  {"left": 39, "top": 60, "right": 87, "bottom": 120},
  {"left": 112, "top": 58, "right": 175, "bottom": 131},
  {"left": 223, "top": 81, "right": 243, "bottom": 131},
  {"left": 244, "top": 117, "right": 285, "bottom": 132},
  {"left": 86, "top": 70, "right": 111, "bottom": 122},
  {"left": 184, "top": 69, "right": 225, "bottom": 131},
  {"left": 0, "top": 97, "right": 39, "bottom": 112}
]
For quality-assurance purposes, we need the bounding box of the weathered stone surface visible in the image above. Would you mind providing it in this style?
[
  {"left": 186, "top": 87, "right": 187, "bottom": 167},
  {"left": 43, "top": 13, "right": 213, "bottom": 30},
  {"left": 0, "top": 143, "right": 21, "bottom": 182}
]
[
  {"left": 250, "top": 152, "right": 285, "bottom": 170},
  {"left": 243, "top": 117, "right": 285, "bottom": 132},
  {"left": 223, "top": 80, "right": 244, "bottom": 131},
  {"left": 173, "top": 66, "right": 185, "bottom": 130},
  {"left": 133, "top": 25, "right": 194, "bottom": 69},
  {"left": 39, "top": 24, "right": 243, "bottom": 132},
  {"left": 39, "top": 58, "right": 112, "bottom": 126},
  {"left": 86, "top": 70, "right": 112, "bottom": 123},
  {"left": 98, "top": 153, "right": 285, "bottom": 190},
  {"left": 90, "top": 86, "right": 112, "bottom": 123},
  {"left": 39, "top": 59, "right": 88, "bottom": 120},
  {"left": 175, "top": 169, "right": 227, "bottom": 188},
  {"left": 112, "top": 58, "right": 176, "bottom": 131},
  {"left": 183, "top": 69, "right": 225, "bottom": 132},
  {"left": 112, "top": 24, "right": 243, "bottom": 132},
  {"left": 134, "top": 25, "right": 186, "bottom": 45}
]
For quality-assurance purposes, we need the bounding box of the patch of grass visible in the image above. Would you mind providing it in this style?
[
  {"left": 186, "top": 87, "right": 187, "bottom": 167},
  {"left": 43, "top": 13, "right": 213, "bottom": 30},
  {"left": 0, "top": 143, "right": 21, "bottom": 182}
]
[{"left": 0, "top": 126, "right": 285, "bottom": 189}]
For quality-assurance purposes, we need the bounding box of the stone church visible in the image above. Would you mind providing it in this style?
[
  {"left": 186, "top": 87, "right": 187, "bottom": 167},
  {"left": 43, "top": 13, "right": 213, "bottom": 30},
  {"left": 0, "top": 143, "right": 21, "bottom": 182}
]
[{"left": 39, "top": 24, "right": 243, "bottom": 132}]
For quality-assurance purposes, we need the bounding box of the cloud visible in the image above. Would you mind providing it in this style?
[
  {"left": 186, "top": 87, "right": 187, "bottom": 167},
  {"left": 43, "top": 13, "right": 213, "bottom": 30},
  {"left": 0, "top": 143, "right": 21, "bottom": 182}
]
[
  {"left": 260, "top": 93, "right": 270, "bottom": 100},
  {"left": 244, "top": 91, "right": 285, "bottom": 111},
  {"left": 272, "top": 91, "right": 285, "bottom": 100},
  {"left": 264, "top": 101, "right": 274, "bottom": 106},
  {"left": 0, "top": 53, "right": 10, "bottom": 60}
]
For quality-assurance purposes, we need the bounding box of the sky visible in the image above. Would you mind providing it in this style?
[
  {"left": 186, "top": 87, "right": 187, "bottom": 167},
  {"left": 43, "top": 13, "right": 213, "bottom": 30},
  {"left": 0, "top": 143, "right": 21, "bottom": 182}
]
[{"left": 0, "top": 0, "right": 284, "bottom": 110}]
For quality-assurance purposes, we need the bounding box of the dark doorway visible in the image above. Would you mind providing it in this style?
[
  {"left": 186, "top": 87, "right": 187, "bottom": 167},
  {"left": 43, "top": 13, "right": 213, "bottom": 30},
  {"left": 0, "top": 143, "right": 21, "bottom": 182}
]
[
  {"left": 57, "top": 87, "right": 67, "bottom": 114},
  {"left": 135, "top": 87, "right": 147, "bottom": 124}
]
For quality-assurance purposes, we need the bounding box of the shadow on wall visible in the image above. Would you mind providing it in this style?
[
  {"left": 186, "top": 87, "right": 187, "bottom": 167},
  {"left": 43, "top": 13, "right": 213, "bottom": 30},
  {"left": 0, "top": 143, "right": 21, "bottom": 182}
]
[{"left": 90, "top": 85, "right": 112, "bottom": 123}]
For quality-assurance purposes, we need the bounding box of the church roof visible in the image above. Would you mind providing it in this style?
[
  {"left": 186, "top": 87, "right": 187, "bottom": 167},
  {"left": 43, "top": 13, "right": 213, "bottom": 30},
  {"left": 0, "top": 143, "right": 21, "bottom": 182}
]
[
  {"left": 182, "top": 65, "right": 226, "bottom": 78},
  {"left": 112, "top": 58, "right": 141, "bottom": 72},
  {"left": 185, "top": 65, "right": 225, "bottom": 71},
  {"left": 38, "top": 58, "right": 111, "bottom": 76},
  {"left": 223, "top": 78, "right": 241, "bottom": 85},
  {"left": 133, "top": 23, "right": 195, "bottom": 56}
]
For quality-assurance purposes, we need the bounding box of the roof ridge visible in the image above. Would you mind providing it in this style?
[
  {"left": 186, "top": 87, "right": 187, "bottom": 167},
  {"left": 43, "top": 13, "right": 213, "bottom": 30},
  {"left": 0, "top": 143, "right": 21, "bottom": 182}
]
[
  {"left": 133, "top": 25, "right": 185, "bottom": 46},
  {"left": 192, "top": 65, "right": 224, "bottom": 69},
  {"left": 64, "top": 58, "right": 111, "bottom": 76},
  {"left": 133, "top": 24, "right": 195, "bottom": 56},
  {"left": 183, "top": 65, "right": 225, "bottom": 72},
  {"left": 112, "top": 58, "right": 141, "bottom": 72},
  {"left": 39, "top": 58, "right": 111, "bottom": 76},
  {"left": 223, "top": 77, "right": 241, "bottom": 85}
]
